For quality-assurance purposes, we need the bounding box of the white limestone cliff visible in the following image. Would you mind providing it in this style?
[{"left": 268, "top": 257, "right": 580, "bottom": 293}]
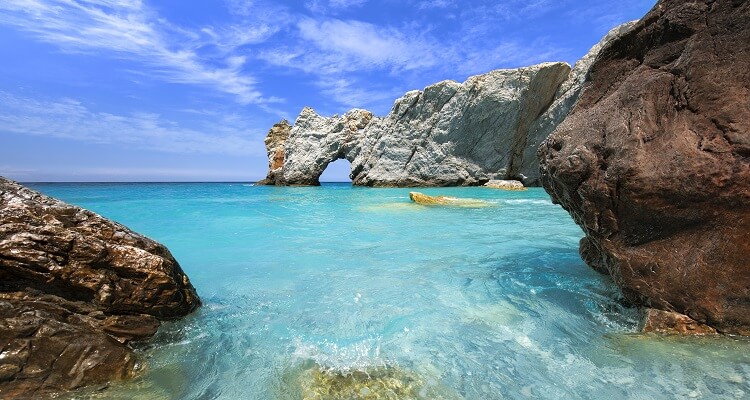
[{"left": 257, "top": 22, "right": 635, "bottom": 187}]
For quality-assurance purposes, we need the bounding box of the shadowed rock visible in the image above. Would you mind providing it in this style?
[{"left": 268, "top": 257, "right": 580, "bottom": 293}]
[
  {"left": 0, "top": 177, "right": 200, "bottom": 397},
  {"left": 539, "top": 0, "right": 750, "bottom": 335}
]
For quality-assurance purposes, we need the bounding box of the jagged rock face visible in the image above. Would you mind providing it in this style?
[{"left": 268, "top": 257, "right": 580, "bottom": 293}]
[
  {"left": 539, "top": 0, "right": 750, "bottom": 334},
  {"left": 257, "top": 23, "right": 635, "bottom": 188},
  {"left": 257, "top": 120, "right": 291, "bottom": 185},
  {"left": 283, "top": 108, "right": 374, "bottom": 186},
  {"left": 353, "top": 63, "right": 570, "bottom": 186},
  {"left": 0, "top": 177, "right": 200, "bottom": 397},
  {"left": 261, "top": 63, "right": 571, "bottom": 186}
]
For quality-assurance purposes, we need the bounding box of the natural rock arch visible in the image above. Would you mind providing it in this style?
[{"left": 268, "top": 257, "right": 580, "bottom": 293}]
[
  {"left": 257, "top": 108, "right": 373, "bottom": 186},
  {"left": 319, "top": 158, "right": 354, "bottom": 183},
  {"left": 257, "top": 22, "right": 635, "bottom": 187}
]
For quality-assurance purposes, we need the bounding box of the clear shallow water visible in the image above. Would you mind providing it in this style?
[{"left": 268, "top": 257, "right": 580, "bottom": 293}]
[{"left": 27, "top": 183, "right": 750, "bottom": 400}]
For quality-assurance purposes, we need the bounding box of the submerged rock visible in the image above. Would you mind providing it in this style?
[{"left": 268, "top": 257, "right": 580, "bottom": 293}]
[
  {"left": 287, "top": 364, "right": 458, "bottom": 400},
  {"left": 0, "top": 177, "right": 200, "bottom": 397},
  {"left": 483, "top": 180, "right": 527, "bottom": 191},
  {"left": 408, "top": 192, "right": 491, "bottom": 208},
  {"left": 539, "top": 0, "right": 750, "bottom": 335},
  {"left": 257, "top": 23, "right": 635, "bottom": 188},
  {"left": 641, "top": 309, "right": 717, "bottom": 336}
]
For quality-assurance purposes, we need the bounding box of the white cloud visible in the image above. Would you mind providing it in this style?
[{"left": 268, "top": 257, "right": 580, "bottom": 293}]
[
  {"left": 256, "top": 14, "right": 565, "bottom": 112},
  {"left": 297, "top": 18, "right": 438, "bottom": 71},
  {"left": 0, "top": 91, "right": 265, "bottom": 156},
  {"left": 0, "top": 0, "right": 277, "bottom": 105},
  {"left": 259, "top": 17, "right": 439, "bottom": 76},
  {"left": 314, "top": 76, "right": 401, "bottom": 113}
]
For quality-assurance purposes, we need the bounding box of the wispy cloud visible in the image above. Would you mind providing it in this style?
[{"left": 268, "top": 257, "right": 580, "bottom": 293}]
[
  {"left": 0, "top": 0, "right": 277, "bottom": 104},
  {"left": 415, "top": 0, "right": 451, "bottom": 9},
  {"left": 0, "top": 91, "right": 265, "bottom": 156},
  {"left": 305, "top": 0, "right": 368, "bottom": 14},
  {"left": 314, "top": 76, "right": 402, "bottom": 113},
  {"left": 292, "top": 17, "right": 439, "bottom": 74},
  {"left": 257, "top": 13, "right": 564, "bottom": 112}
]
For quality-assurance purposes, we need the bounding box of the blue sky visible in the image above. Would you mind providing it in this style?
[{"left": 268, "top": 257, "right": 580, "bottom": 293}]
[{"left": 0, "top": 0, "right": 655, "bottom": 182}]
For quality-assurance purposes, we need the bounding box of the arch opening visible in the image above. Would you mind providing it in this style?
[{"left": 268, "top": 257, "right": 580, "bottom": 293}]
[{"left": 319, "top": 159, "right": 352, "bottom": 184}]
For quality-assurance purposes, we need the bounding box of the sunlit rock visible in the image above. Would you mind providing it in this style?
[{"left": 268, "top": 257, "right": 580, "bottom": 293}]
[
  {"left": 408, "top": 192, "right": 491, "bottom": 208},
  {"left": 257, "top": 22, "right": 636, "bottom": 188},
  {"left": 288, "top": 364, "right": 458, "bottom": 400},
  {"left": 483, "top": 180, "right": 527, "bottom": 191},
  {"left": 0, "top": 177, "right": 200, "bottom": 397}
]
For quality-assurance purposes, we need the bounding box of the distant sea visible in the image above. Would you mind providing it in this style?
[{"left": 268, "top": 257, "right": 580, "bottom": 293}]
[{"left": 28, "top": 182, "right": 750, "bottom": 399}]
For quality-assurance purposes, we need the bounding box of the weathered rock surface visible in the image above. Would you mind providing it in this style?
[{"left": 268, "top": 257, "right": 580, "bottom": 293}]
[
  {"left": 539, "top": 0, "right": 750, "bottom": 335},
  {"left": 260, "top": 63, "right": 569, "bottom": 186},
  {"left": 352, "top": 63, "right": 571, "bottom": 187},
  {"left": 257, "top": 120, "right": 291, "bottom": 185},
  {"left": 641, "top": 309, "right": 717, "bottom": 335},
  {"left": 258, "top": 22, "right": 635, "bottom": 188},
  {"left": 522, "top": 21, "right": 637, "bottom": 184},
  {"left": 0, "top": 177, "right": 200, "bottom": 397}
]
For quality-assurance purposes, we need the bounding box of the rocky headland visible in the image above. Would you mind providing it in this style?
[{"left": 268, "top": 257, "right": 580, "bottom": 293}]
[
  {"left": 0, "top": 177, "right": 200, "bottom": 397},
  {"left": 539, "top": 0, "right": 750, "bottom": 335},
  {"left": 258, "top": 22, "right": 635, "bottom": 188}
]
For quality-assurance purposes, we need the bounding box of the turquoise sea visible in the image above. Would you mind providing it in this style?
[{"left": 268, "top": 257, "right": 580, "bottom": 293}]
[{"left": 28, "top": 183, "right": 750, "bottom": 400}]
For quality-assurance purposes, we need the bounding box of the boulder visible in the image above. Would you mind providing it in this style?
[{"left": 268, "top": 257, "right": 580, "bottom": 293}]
[
  {"left": 0, "top": 177, "right": 200, "bottom": 397},
  {"left": 539, "top": 0, "right": 750, "bottom": 334},
  {"left": 483, "top": 180, "right": 527, "bottom": 191}
]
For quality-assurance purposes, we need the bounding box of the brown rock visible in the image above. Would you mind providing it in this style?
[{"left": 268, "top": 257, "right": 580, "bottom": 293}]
[
  {"left": 539, "top": 0, "right": 750, "bottom": 334},
  {"left": 0, "top": 177, "right": 200, "bottom": 397},
  {"left": 256, "top": 120, "right": 291, "bottom": 185},
  {"left": 641, "top": 309, "right": 717, "bottom": 335}
]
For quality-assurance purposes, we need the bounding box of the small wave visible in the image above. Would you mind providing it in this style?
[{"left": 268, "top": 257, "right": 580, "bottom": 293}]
[
  {"left": 291, "top": 336, "right": 389, "bottom": 373},
  {"left": 242, "top": 184, "right": 255, "bottom": 187},
  {"left": 504, "top": 199, "right": 552, "bottom": 205}
]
